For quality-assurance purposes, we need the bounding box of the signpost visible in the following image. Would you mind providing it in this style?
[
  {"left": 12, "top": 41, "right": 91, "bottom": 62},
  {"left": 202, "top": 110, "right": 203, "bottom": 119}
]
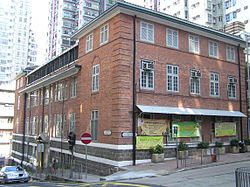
[{"left": 80, "top": 133, "right": 92, "bottom": 179}]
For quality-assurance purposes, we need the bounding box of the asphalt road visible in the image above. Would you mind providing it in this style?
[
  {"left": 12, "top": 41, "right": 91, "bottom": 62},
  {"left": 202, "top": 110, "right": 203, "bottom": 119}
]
[
  {"left": 0, "top": 181, "right": 163, "bottom": 187},
  {"left": 118, "top": 160, "right": 250, "bottom": 187}
]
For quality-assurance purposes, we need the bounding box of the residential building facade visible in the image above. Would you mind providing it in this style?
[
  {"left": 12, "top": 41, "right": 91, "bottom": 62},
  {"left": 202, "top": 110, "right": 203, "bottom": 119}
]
[
  {"left": 12, "top": 2, "right": 247, "bottom": 176},
  {"left": 0, "top": 0, "right": 37, "bottom": 86}
]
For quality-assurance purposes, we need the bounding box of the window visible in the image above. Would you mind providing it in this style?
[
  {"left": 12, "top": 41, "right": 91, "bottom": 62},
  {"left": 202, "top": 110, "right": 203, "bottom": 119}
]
[
  {"left": 190, "top": 70, "right": 201, "bottom": 95},
  {"left": 140, "top": 21, "right": 154, "bottom": 43},
  {"left": 228, "top": 76, "right": 237, "bottom": 99},
  {"left": 210, "top": 73, "right": 219, "bottom": 96},
  {"left": 166, "top": 29, "right": 178, "bottom": 48},
  {"left": 167, "top": 65, "right": 179, "bottom": 92},
  {"left": 140, "top": 60, "right": 154, "bottom": 90},
  {"left": 189, "top": 35, "right": 200, "bottom": 53},
  {"left": 70, "top": 77, "right": 77, "bottom": 98},
  {"left": 69, "top": 113, "right": 76, "bottom": 132},
  {"left": 25, "top": 117, "right": 29, "bottom": 134},
  {"left": 55, "top": 114, "right": 65, "bottom": 137},
  {"left": 91, "top": 110, "right": 98, "bottom": 141},
  {"left": 100, "top": 24, "right": 108, "bottom": 45},
  {"left": 226, "top": 45, "right": 235, "bottom": 62},
  {"left": 209, "top": 41, "right": 218, "bottom": 58},
  {"left": 44, "top": 87, "right": 50, "bottom": 105},
  {"left": 92, "top": 64, "right": 100, "bottom": 92},
  {"left": 86, "top": 33, "right": 93, "bottom": 52},
  {"left": 55, "top": 81, "right": 67, "bottom": 101},
  {"left": 44, "top": 115, "right": 49, "bottom": 134}
]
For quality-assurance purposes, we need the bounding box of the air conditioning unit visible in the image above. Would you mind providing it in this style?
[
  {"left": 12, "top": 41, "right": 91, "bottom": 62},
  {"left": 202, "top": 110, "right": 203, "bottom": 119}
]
[
  {"left": 228, "top": 77, "right": 237, "bottom": 84},
  {"left": 190, "top": 70, "right": 201, "bottom": 78},
  {"left": 142, "top": 60, "right": 154, "bottom": 71}
]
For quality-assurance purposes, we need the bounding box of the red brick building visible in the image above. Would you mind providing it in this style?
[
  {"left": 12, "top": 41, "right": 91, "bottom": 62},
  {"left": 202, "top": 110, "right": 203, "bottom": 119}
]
[{"left": 12, "top": 2, "right": 247, "bottom": 175}]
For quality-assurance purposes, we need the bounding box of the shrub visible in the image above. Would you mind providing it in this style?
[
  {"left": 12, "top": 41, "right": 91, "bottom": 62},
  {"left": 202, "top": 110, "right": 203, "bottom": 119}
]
[
  {"left": 178, "top": 142, "right": 188, "bottom": 151},
  {"left": 197, "top": 142, "right": 209, "bottom": 149},
  {"left": 230, "top": 139, "right": 239, "bottom": 147},
  {"left": 149, "top": 144, "right": 164, "bottom": 154},
  {"left": 215, "top": 141, "right": 224, "bottom": 147},
  {"left": 244, "top": 139, "right": 250, "bottom": 145}
]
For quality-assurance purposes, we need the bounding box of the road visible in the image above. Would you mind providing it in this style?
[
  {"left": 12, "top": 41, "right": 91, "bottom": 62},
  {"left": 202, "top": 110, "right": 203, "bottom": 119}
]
[{"left": 119, "top": 161, "right": 250, "bottom": 187}]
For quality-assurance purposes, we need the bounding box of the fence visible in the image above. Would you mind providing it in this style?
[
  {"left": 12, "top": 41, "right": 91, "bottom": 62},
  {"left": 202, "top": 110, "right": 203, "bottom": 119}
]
[{"left": 235, "top": 167, "right": 250, "bottom": 187}]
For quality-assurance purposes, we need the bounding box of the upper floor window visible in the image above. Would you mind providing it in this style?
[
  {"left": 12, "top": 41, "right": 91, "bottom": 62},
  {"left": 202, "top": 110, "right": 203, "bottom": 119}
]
[
  {"left": 100, "top": 24, "right": 108, "bottom": 45},
  {"left": 43, "top": 115, "right": 49, "bottom": 134},
  {"left": 140, "top": 21, "right": 154, "bottom": 43},
  {"left": 92, "top": 64, "right": 100, "bottom": 92},
  {"left": 190, "top": 69, "right": 201, "bottom": 95},
  {"left": 70, "top": 77, "right": 77, "bottom": 98},
  {"left": 44, "top": 87, "right": 50, "bottom": 105},
  {"left": 86, "top": 33, "right": 93, "bottom": 52},
  {"left": 210, "top": 73, "right": 219, "bottom": 96},
  {"left": 226, "top": 45, "right": 235, "bottom": 62},
  {"left": 167, "top": 65, "right": 179, "bottom": 92},
  {"left": 189, "top": 35, "right": 200, "bottom": 53},
  {"left": 166, "top": 29, "right": 178, "bottom": 48},
  {"left": 140, "top": 60, "right": 154, "bottom": 90},
  {"left": 69, "top": 113, "right": 76, "bottom": 132},
  {"left": 209, "top": 41, "right": 218, "bottom": 58},
  {"left": 91, "top": 110, "right": 98, "bottom": 141},
  {"left": 228, "top": 76, "right": 237, "bottom": 99}
]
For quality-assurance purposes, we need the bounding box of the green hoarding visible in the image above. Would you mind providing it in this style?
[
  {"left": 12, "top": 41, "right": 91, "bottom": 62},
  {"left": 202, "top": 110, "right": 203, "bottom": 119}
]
[{"left": 172, "top": 121, "right": 200, "bottom": 138}]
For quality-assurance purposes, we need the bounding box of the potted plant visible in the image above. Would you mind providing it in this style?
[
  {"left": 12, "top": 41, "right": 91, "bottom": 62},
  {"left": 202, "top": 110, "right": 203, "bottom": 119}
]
[
  {"left": 197, "top": 141, "right": 209, "bottom": 156},
  {"left": 230, "top": 139, "right": 239, "bottom": 153},
  {"left": 244, "top": 139, "right": 250, "bottom": 152},
  {"left": 149, "top": 144, "right": 164, "bottom": 163},
  {"left": 177, "top": 142, "right": 188, "bottom": 159},
  {"left": 215, "top": 141, "right": 225, "bottom": 155}
]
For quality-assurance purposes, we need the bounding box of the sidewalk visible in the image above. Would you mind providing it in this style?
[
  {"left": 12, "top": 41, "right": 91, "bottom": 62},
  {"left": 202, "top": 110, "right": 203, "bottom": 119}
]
[{"left": 31, "top": 152, "right": 250, "bottom": 183}]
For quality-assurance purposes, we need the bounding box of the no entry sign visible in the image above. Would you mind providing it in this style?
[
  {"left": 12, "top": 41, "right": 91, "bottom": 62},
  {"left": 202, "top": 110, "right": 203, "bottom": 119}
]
[{"left": 80, "top": 133, "right": 92, "bottom": 144}]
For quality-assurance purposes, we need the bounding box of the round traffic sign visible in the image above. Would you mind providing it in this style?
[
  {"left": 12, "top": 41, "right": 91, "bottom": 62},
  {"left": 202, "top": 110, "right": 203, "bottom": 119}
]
[{"left": 80, "top": 133, "right": 92, "bottom": 144}]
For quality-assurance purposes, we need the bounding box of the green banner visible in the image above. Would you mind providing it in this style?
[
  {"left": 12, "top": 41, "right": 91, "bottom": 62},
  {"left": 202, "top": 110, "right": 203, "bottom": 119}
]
[
  {"left": 215, "top": 122, "right": 236, "bottom": 137},
  {"left": 172, "top": 121, "right": 200, "bottom": 138},
  {"left": 136, "top": 136, "right": 163, "bottom": 150}
]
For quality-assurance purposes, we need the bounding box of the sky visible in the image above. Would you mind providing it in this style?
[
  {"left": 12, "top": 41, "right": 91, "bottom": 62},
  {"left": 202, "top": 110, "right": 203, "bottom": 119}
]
[{"left": 30, "top": 0, "right": 144, "bottom": 65}]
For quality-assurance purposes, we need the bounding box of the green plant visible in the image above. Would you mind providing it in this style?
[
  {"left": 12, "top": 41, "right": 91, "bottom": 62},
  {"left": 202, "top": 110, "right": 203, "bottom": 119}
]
[
  {"left": 244, "top": 139, "right": 250, "bottom": 145},
  {"left": 178, "top": 142, "right": 188, "bottom": 151},
  {"left": 149, "top": 144, "right": 164, "bottom": 154},
  {"left": 230, "top": 139, "right": 239, "bottom": 147},
  {"left": 197, "top": 141, "right": 209, "bottom": 149},
  {"left": 215, "top": 141, "right": 224, "bottom": 147}
]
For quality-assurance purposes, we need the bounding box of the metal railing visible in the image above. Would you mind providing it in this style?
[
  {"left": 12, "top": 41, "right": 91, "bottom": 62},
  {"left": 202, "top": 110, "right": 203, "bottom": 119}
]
[{"left": 235, "top": 167, "right": 250, "bottom": 187}]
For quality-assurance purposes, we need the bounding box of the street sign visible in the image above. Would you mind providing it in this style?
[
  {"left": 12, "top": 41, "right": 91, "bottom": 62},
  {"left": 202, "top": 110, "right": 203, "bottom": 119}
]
[
  {"left": 80, "top": 133, "right": 92, "bottom": 144},
  {"left": 121, "top": 132, "right": 134, "bottom": 137}
]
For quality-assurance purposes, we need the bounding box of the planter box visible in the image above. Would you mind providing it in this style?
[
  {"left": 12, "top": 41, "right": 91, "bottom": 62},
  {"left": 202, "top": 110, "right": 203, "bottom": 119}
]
[
  {"left": 215, "top": 147, "right": 226, "bottom": 155},
  {"left": 178, "top": 150, "right": 188, "bottom": 160},
  {"left": 151, "top": 153, "right": 164, "bottom": 163},
  {"left": 230, "top": 146, "right": 239, "bottom": 153}
]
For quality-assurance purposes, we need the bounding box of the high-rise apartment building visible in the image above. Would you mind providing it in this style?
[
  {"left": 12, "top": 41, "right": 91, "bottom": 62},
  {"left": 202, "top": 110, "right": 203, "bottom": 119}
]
[
  {"left": 225, "top": 0, "right": 250, "bottom": 32},
  {"left": 143, "top": 0, "right": 225, "bottom": 30},
  {"left": 47, "top": 0, "right": 122, "bottom": 61},
  {"left": 0, "top": 0, "right": 37, "bottom": 87}
]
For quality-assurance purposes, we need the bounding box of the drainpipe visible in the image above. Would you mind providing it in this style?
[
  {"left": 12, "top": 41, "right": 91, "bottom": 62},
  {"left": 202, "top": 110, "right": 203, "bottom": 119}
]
[
  {"left": 238, "top": 44, "right": 243, "bottom": 141},
  {"left": 21, "top": 93, "right": 27, "bottom": 166},
  {"left": 132, "top": 15, "right": 137, "bottom": 166}
]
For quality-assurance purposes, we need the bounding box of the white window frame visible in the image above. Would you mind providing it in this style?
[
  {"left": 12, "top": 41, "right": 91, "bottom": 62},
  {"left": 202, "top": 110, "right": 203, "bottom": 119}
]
[
  {"left": 100, "top": 24, "right": 108, "bottom": 45},
  {"left": 140, "top": 60, "right": 154, "bottom": 90},
  {"left": 226, "top": 45, "right": 235, "bottom": 62},
  {"left": 166, "top": 28, "right": 179, "bottom": 49},
  {"left": 190, "top": 70, "right": 201, "bottom": 95},
  {"left": 70, "top": 77, "right": 77, "bottom": 98},
  {"left": 166, "top": 65, "right": 179, "bottom": 92},
  {"left": 91, "top": 110, "right": 98, "bottom": 141},
  {"left": 44, "top": 87, "right": 50, "bottom": 105},
  {"left": 140, "top": 21, "right": 154, "bottom": 43},
  {"left": 189, "top": 35, "right": 200, "bottom": 54},
  {"left": 228, "top": 77, "right": 237, "bottom": 99},
  {"left": 208, "top": 40, "right": 218, "bottom": 58},
  {"left": 210, "top": 72, "right": 220, "bottom": 96},
  {"left": 69, "top": 113, "right": 76, "bottom": 132},
  {"left": 86, "top": 33, "right": 93, "bottom": 52},
  {"left": 44, "top": 115, "right": 49, "bottom": 134},
  {"left": 92, "top": 64, "right": 100, "bottom": 92}
]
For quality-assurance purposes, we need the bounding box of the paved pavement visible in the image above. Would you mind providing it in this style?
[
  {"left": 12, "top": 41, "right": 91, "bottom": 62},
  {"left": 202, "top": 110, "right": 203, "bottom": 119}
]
[{"left": 31, "top": 152, "right": 250, "bottom": 183}]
